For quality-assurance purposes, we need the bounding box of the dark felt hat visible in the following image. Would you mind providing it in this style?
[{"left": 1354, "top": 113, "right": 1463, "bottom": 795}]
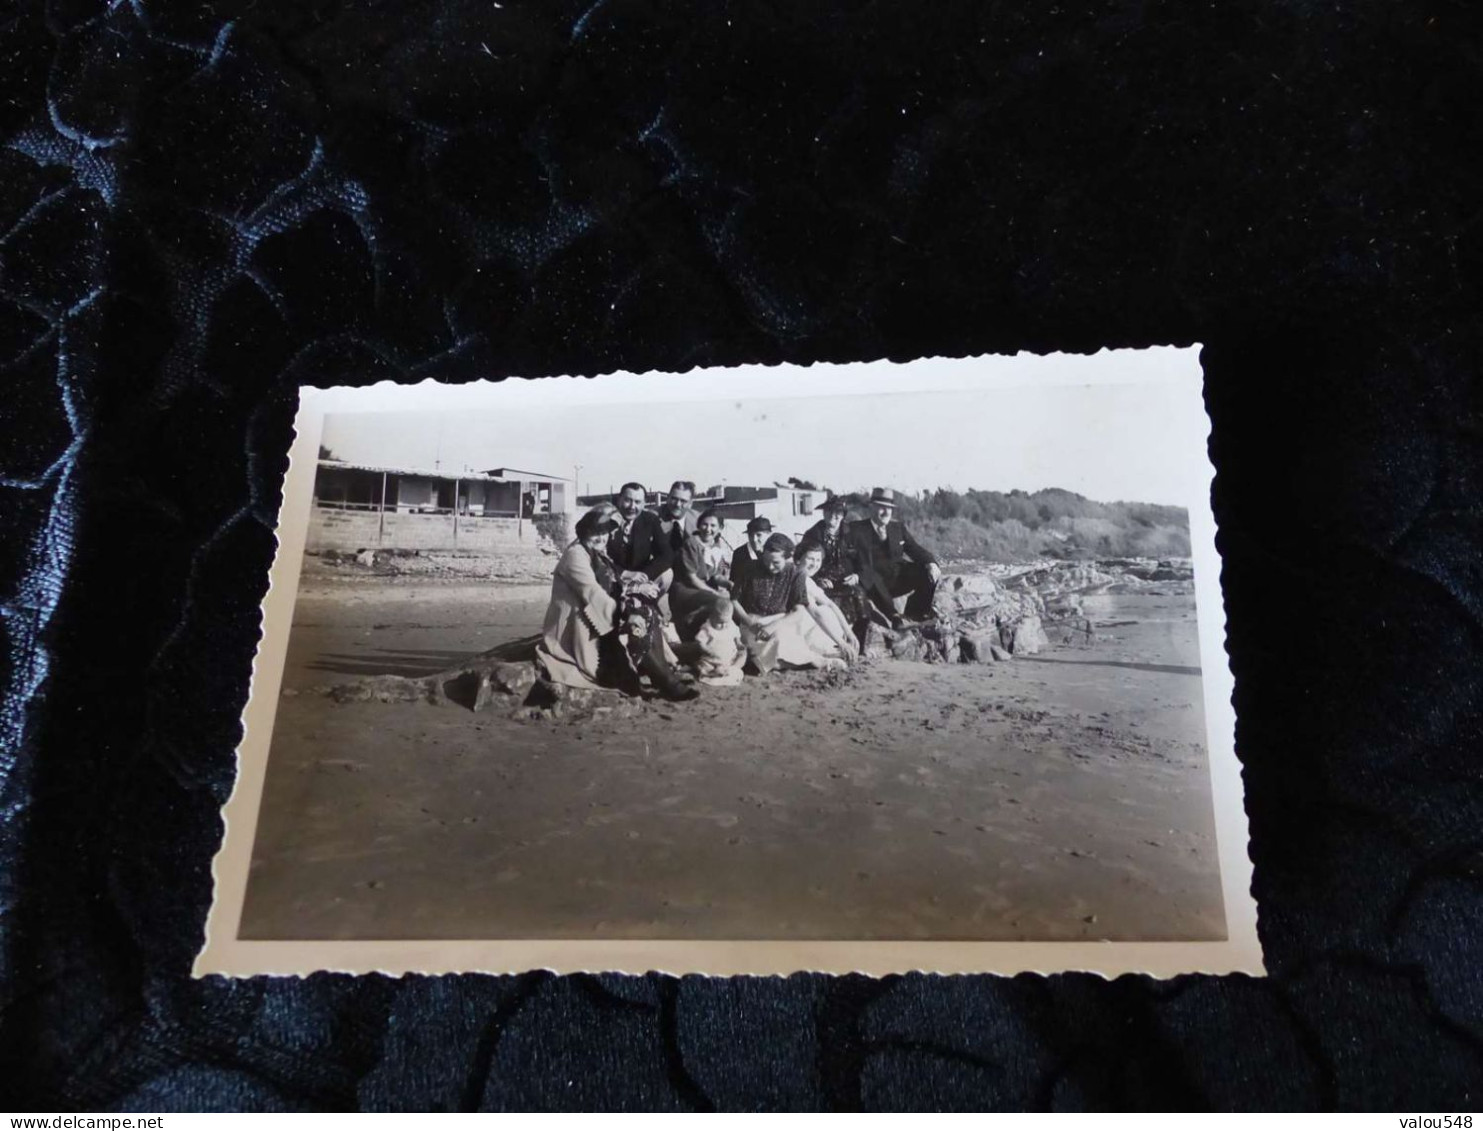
[
  {"left": 818, "top": 494, "right": 849, "bottom": 514},
  {"left": 745, "top": 516, "right": 774, "bottom": 534}
]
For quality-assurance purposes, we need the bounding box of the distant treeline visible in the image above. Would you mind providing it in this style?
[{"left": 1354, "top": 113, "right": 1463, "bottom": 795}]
[{"left": 833, "top": 487, "right": 1190, "bottom": 562}]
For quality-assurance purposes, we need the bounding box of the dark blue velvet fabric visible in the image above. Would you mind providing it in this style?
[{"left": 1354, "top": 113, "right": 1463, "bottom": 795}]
[{"left": 2, "top": 0, "right": 1480, "bottom": 1111}]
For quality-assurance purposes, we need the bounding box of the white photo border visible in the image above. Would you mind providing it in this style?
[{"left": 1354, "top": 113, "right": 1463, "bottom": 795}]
[{"left": 196, "top": 347, "right": 1262, "bottom": 978}]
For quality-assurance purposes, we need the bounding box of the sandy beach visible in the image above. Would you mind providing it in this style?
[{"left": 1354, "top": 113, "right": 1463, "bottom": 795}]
[{"left": 239, "top": 568, "right": 1224, "bottom": 943}]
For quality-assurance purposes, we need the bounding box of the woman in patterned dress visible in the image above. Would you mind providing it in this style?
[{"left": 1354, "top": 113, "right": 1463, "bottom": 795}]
[{"left": 731, "top": 534, "right": 849, "bottom": 674}]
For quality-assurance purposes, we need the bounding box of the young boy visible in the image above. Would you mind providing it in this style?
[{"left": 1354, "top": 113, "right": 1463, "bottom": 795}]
[{"left": 693, "top": 597, "right": 747, "bottom": 686}]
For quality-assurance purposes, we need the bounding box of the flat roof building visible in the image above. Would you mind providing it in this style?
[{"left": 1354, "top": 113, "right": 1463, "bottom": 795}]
[
  {"left": 315, "top": 461, "right": 569, "bottom": 518},
  {"left": 309, "top": 460, "right": 570, "bottom": 554}
]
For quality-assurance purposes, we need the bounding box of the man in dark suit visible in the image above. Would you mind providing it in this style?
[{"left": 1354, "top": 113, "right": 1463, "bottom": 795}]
[
  {"left": 846, "top": 487, "right": 942, "bottom": 627},
  {"left": 608, "top": 481, "right": 675, "bottom": 581}
]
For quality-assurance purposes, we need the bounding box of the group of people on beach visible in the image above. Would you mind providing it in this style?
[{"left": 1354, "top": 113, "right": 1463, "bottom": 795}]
[{"left": 536, "top": 480, "right": 943, "bottom": 701}]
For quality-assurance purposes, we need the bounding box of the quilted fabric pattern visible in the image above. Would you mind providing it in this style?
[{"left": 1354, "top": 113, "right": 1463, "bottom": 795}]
[{"left": 2, "top": 0, "right": 1481, "bottom": 1110}]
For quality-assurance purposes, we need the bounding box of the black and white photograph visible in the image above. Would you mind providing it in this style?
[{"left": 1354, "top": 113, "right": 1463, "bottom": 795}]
[{"left": 200, "top": 349, "right": 1255, "bottom": 977}]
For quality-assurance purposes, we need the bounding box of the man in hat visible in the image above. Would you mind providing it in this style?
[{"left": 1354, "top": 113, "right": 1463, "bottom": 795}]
[
  {"left": 845, "top": 487, "right": 942, "bottom": 627},
  {"left": 730, "top": 516, "right": 773, "bottom": 591}
]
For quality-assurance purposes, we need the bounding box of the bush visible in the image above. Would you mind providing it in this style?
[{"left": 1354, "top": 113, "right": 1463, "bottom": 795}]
[
  {"left": 851, "top": 487, "right": 1189, "bottom": 563},
  {"left": 533, "top": 512, "right": 571, "bottom": 546}
]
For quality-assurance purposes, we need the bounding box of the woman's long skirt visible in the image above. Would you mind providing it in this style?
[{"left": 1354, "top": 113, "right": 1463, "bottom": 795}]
[{"left": 739, "top": 609, "right": 833, "bottom": 674}]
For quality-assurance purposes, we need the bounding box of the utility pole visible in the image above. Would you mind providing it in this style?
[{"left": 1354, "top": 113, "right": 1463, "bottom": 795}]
[{"left": 378, "top": 471, "right": 387, "bottom": 545}]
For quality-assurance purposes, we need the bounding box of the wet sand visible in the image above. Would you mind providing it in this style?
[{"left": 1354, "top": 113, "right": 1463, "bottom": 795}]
[{"left": 242, "top": 580, "right": 1224, "bottom": 942}]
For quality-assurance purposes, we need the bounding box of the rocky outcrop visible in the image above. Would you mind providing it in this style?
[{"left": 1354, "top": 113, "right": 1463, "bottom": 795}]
[
  {"left": 513, "top": 681, "right": 644, "bottom": 721},
  {"left": 1011, "top": 561, "right": 1117, "bottom": 598},
  {"left": 1001, "top": 613, "right": 1048, "bottom": 655},
  {"left": 310, "top": 634, "right": 639, "bottom": 722},
  {"left": 882, "top": 555, "right": 1187, "bottom": 665},
  {"left": 933, "top": 572, "right": 1043, "bottom": 627},
  {"left": 327, "top": 674, "right": 441, "bottom": 705},
  {"left": 1091, "top": 557, "right": 1195, "bottom": 595},
  {"left": 320, "top": 658, "right": 543, "bottom": 713},
  {"left": 958, "top": 629, "right": 1009, "bottom": 663},
  {"left": 861, "top": 622, "right": 891, "bottom": 661},
  {"left": 1044, "top": 592, "right": 1084, "bottom": 619},
  {"left": 920, "top": 570, "right": 1048, "bottom": 666},
  {"left": 862, "top": 620, "right": 960, "bottom": 664},
  {"left": 980, "top": 557, "right": 1196, "bottom": 602},
  {"left": 436, "top": 659, "right": 539, "bottom": 711}
]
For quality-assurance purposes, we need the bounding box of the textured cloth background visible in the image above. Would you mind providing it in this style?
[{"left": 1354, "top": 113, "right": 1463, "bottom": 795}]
[{"left": 2, "top": 0, "right": 1481, "bottom": 1111}]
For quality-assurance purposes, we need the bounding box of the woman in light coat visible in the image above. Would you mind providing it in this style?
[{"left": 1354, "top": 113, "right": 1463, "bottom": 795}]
[
  {"left": 536, "top": 508, "right": 621, "bottom": 688},
  {"left": 537, "top": 506, "right": 698, "bottom": 700}
]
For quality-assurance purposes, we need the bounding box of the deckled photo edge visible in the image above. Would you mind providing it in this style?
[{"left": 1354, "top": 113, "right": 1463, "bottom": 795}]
[{"left": 196, "top": 345, "right": 1262, "bottom": 980}]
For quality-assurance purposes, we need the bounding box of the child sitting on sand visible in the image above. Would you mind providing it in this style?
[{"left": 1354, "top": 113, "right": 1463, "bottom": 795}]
[{"left": 693, "top": 598, "right": 747, "bottom": 686}]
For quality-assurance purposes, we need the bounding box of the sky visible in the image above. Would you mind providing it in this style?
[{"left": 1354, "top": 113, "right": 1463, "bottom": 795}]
[{"left": 313, "top": 351, "right": 1209, "bottom": 506}]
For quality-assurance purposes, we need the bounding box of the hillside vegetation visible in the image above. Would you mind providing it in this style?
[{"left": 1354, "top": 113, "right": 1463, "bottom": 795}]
[{"left": 835, "top": 487, "right": 1190, "bottom": 563}]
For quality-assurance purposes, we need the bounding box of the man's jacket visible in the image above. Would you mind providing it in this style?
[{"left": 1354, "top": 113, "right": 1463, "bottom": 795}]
[
  {"left": 845, "top": 518, "right": 937, "bottom": 601},
  {"left": 610, "top": 510, "right": 675, "bottom": 580}
]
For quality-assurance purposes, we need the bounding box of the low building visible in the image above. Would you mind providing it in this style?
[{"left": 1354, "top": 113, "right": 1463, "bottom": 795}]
[
  {"left": 309, "top": 460, "right": 570, "bottom": 553},
  {"left": 482, "top": 468, "right": 570, "bottom": 517}
]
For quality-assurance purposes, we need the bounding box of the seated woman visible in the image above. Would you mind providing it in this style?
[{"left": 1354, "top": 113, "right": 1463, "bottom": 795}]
[
  {"left": 668, "top": 507, "right": 733, "bottom": 642},
  {"left": 537, "top": 507, "right": 697, "bottom": 700},
  {"left": 796, "top": 540, "right": 862, "bottom": 663},
  {"left": 800, "top": 495, "right": 876, "bottom": 638},
  {"left": 731, "top": 533, "right": 850, "bottom": 675}
]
